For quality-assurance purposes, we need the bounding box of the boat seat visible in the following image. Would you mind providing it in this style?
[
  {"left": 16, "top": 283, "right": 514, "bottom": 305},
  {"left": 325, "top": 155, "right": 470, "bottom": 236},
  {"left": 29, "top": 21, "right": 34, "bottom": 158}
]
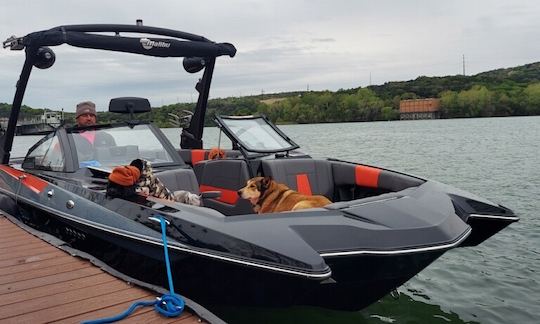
[
  {"left": 197, "top": 159, "right": 254, "bottom": 215},
  {"left": 330, "top": 161, "right": 425, "bottom": 200},
  {"left": 155, "top": 168, "right": 200, "bottom": 194},
  {"left": 177, "top": 148, "right": 244, "bottom": 184},
  {"left": 261, "top": 159, "right": 334, "bottom": 200},
  {"left": 178, "top": 149, "right": 209, "bottom": 166},
  {"left": 177, "top": 148, "right": 242, "bottom": 166}
]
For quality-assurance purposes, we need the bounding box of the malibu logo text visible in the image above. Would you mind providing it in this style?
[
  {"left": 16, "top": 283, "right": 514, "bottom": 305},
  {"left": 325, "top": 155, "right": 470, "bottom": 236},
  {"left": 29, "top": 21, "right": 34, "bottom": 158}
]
[{"left": 140, "top": 38, "right": 171, "bottom": 50}]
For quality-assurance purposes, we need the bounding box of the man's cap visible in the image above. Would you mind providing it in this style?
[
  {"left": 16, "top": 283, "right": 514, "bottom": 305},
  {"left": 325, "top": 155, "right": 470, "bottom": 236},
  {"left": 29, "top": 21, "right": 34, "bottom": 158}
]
[{"left": 76, "top": 101, "right": 97, "bottom": 119}]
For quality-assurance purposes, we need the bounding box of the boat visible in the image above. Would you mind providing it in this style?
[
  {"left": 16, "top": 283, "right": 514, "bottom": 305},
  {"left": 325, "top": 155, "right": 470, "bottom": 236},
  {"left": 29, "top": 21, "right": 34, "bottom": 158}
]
[
  {"left": 0, "top": 23, "right": 519, "bottom": 311},
  {"left": 0, "top": 110, "right": 62, "bottom": 135},
  {"left": 16, "top": 111, "right": 62, "bottom": 135}
]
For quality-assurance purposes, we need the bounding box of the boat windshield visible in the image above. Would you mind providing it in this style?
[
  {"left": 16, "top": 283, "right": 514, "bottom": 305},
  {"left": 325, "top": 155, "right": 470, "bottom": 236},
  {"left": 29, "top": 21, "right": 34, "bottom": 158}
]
[
  {"left": 218, "top": 116, "right": 298, "bottom": 153},
  {"left": 68, "top": 124, "right": 175, "bottom": 168}
]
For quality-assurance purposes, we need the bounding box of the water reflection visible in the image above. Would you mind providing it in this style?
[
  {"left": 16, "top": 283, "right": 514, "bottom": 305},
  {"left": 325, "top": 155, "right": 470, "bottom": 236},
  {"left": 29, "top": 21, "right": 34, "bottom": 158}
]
[{"left": 211, "top": 291, "right": 478, "bottom": 324}]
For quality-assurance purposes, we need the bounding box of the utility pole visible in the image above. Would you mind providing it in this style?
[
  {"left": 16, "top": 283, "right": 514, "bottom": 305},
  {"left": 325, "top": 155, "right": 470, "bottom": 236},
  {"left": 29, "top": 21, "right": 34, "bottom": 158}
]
[
  {"left": 369, "top": 72, "right": 372, "bottom": 86},
  {"left": 462, "top": 54, "right": 466, "bottom": 76}
]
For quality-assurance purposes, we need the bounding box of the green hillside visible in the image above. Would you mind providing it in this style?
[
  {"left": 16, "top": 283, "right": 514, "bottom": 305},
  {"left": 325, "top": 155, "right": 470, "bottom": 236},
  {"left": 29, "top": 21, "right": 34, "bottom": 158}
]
[
  {"left": 367, "top": 62, "right": 540, "bottom": 100},
  {"left": 2, "top": 62, "right": 540, "bottom": 127}
]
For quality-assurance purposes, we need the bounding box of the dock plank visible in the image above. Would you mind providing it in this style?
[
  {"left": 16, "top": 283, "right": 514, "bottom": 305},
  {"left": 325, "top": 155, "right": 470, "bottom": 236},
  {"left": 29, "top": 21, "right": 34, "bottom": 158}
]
[
  {"left": 129, "top": 309, "right": 197, "bottom": 323},
  {"left": 0, "top": 234, "right": 38, "bottom": 245},
  {"left": 0, "top": 237, "right": 43, "bottom": 249},
  {"left": 0, "top": 245, "right": 60, "bottom": 260},
  {"left": 0, "top": 273, "right": 115, "bottom": 306},
  {"left": 0, "top": 280, "right": 134, "bottom": 319},
  {"left": 0, "top": 254, "right": 82, "bottom": 276},
  {"left": 0, "top": 250, "right": 66, "bottom": 268},
  {"left": 56, "top": 301, "right": 155, "bottom": 324},
  {"left": 0, "top": 265, "right": 102, "bottom": 295},
  {"left": 0, "top": 259, "right": 90, "bottom": 285},
  {"left": 0, "top": 215, "right": 208, "bottom": 323},
  {"left": 0, "top": 240, "right": 46, "bottom": 252},
  {"left": 2, "top": 288, "right": 153, "bottom": 323}
]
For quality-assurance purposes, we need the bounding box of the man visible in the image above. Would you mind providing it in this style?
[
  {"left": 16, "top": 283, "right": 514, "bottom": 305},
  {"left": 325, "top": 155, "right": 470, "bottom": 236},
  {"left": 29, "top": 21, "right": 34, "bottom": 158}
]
[
  {"left": 75, "top": 101, "right": 98, "bottom": 127},
  {"left": 74, "top": 101, "right": 115, "bottom": 147}
]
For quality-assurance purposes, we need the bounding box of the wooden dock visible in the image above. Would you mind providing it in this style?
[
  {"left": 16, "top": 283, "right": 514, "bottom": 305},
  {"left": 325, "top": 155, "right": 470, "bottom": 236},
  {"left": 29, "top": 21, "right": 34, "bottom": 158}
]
[{"left": 0, "top": 215, "right": 214, "bottom": 323}]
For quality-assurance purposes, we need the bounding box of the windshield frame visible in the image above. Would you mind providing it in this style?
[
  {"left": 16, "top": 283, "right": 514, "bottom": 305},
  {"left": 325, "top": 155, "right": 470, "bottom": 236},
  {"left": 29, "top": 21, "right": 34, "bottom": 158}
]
[
  {"left": 21, "top": 122, "right": 185, "bottom": 172},
  {"left": 215, "top": 115, "right": 299, "bottom": 154}
]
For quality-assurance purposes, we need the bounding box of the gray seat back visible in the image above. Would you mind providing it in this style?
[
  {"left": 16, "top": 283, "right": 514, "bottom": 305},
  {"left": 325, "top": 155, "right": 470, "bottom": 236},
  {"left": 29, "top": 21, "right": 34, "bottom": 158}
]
[
  {"left": 177, "top": 149, "right": 242, "bottom": 166},
  {"left": 198, "top": 159, "right": 254, "bottom": 215},
  {"left": 331, "top": 161, "right": 425, "bottom": 192},
  {"left": 261, "top": 159, "right": 334, "bottom": 199},
  {"left": 155, "top": 168, "right": 200, "bottom": 194}
]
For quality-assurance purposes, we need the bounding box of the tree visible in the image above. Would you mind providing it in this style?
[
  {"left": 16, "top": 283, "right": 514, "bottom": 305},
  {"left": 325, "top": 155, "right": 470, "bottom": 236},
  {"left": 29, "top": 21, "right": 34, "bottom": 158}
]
[
  {"left": 439, "top": 90, "right": 459, "bottom": 118},
  {"left": 457, "top": 85, "right": 493, "bottom": 117},
  {"left": 523, "top": 83, "right": 540, "bottom": 115},
  {"left": 351, "top": 88, "right": 384, "bottom": 121},
  {"left": 380, "top": 106, "right": 399, "bottom": 120}
]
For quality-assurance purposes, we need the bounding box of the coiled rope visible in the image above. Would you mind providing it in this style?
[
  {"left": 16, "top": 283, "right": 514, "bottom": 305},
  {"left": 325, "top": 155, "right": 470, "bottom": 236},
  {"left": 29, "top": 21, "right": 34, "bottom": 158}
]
[{"left": 82, "top": 215, "right": 184, "bottom": 323}]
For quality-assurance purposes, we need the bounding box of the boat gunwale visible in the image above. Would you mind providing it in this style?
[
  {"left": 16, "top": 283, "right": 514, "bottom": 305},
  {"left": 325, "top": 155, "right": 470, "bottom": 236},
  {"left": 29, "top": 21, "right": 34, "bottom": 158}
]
[{"left": 0, "top": 186, "right": 333, "bottom": 280}]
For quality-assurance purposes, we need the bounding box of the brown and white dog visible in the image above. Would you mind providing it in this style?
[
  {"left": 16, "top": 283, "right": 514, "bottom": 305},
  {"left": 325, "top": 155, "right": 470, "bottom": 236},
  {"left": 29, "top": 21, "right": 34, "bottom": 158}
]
[{"left": 238, "top": 176, "right": 332, "bottom": 214}]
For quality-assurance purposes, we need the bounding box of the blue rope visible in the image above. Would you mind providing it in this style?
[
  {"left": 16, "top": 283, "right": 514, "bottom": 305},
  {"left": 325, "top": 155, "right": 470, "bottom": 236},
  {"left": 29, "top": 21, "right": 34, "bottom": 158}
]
[
  {"left": 158, "top": 215, "right": 177, "bottom": 295},
  {"left": 82, "top": 215, "right": 184, "bottom": 323}
]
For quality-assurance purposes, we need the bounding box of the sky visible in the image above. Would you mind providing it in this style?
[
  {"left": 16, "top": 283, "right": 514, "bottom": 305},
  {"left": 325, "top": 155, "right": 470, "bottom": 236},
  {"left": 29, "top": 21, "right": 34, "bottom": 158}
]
[{"left": 1, "top": 0, "right": 539, "bottom": 113}]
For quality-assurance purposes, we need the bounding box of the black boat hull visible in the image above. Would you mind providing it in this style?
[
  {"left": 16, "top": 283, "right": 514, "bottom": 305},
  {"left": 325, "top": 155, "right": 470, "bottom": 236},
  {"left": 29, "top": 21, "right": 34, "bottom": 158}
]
[
  {"left": 460, "top": 214, "right": 518, "bottom": 246},
  {"left": 0, "top": 162, "right": 515, "bottom": 311},
  {"left": 10, "top": 201, "right": 447, "bottom": 311}
]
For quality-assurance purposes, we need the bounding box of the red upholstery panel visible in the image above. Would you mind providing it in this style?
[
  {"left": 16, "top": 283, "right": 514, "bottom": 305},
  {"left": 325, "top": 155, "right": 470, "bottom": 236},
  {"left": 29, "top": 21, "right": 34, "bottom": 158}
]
[
  {"left": 200, "top": 184, "right": 239, "bottom": 205},
  {"left": 355, "top": 165, "right": 380, "bottom": 188},
  {"left": 296, "top": 173, "right": 312, "bottom": 196},
  {"left": 191, "top": 150, "right": 207, "bottom": 165}
]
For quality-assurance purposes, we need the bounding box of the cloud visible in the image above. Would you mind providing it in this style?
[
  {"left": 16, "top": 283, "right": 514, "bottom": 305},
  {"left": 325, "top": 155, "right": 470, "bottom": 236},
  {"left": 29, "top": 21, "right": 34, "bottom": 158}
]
[
  {"left": 1, "top": 0, "right": 539, "bottom": 111},
  {"left": 311, "top": 38, "right": 336, "bottom": 43}
]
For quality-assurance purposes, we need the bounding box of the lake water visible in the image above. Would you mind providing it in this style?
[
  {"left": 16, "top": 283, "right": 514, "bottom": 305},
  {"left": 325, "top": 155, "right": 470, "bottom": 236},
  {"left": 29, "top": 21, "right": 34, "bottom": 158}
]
[{"left": 11, "top": 116, "right": 539, "bottom": 324}]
